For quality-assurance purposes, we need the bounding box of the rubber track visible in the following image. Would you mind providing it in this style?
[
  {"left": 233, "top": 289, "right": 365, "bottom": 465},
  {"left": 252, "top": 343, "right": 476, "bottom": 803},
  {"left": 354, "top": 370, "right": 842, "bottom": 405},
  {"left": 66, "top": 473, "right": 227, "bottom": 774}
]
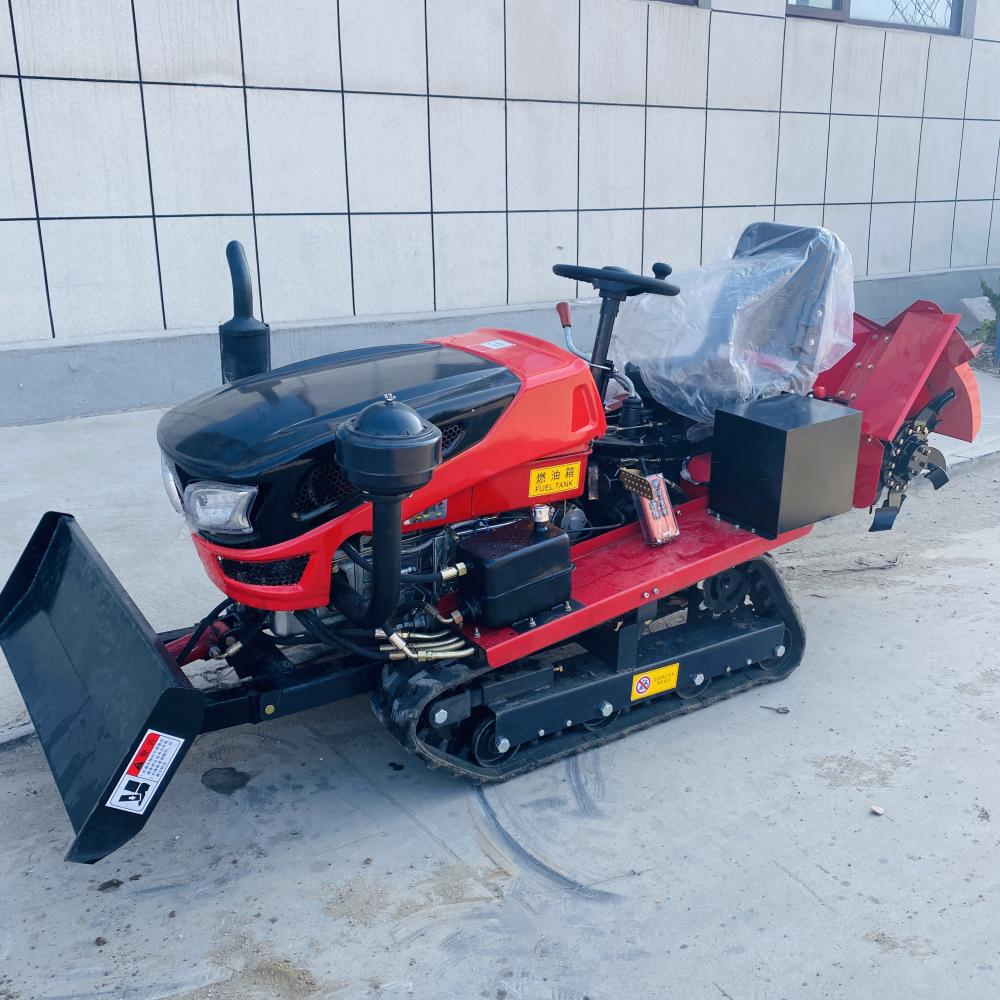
[{"left": 371, "top": 556, "right": 805, "bottom": 782}]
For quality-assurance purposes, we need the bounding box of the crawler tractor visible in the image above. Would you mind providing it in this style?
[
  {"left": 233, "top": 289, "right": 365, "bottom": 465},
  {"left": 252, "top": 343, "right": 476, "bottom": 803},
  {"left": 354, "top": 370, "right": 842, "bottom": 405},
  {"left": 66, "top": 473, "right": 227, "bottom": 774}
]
[{"left": 0, "top": 224, "right": 980, "bottom": 862}]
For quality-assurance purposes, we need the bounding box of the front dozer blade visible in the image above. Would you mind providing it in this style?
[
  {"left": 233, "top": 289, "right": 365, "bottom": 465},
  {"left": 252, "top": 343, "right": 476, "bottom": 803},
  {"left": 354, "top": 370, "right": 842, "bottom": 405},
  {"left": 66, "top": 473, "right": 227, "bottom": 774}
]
[{"left": 0, "top": 513, "right": 203, "bottom": 863}]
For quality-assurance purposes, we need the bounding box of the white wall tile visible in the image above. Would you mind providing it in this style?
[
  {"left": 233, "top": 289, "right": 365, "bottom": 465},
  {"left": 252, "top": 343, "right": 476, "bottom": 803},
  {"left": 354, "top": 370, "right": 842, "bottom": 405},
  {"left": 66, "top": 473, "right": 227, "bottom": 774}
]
[
  {"left": 923, "top": 35, "right": 971, "bottom": 118},
  {"left": 878, "top": 29, "right": 929, "bottom": 118},
  {"left": 11, "top": 0, "right": 137, "bottom": 80},
  {"left": 822, "top": 203, "right": 870, "bottom": 274},
  {"left": 578, "top": 210, "right": 642, "bottom": 279},
  {"left": 42, "top": 218, "right": 161, "bottom": 338},
  {"left": 344, "top": 94, "right": 430, "bottom": 213},
  {"left": 831, "top": 24, "right": 885, "bottom": 116},
  {"left": 776, "top": 113, "right": 829, "bottom": 205},
  {"left": 872, "top": 116, "right": 921, "bottom": 203},
  {"left": 426, "top": 0, "right": 504, "bottom": 99},
  {"left": 825, "top": 115, "right": 877, "bottom": 204},
  {"left": 868, "top": 202, "right": 913, "bottom": 275},
  {"left": 248, "top": 90, "right": 346, "bottom": 214},
  {"left": 506, "top": 0, "right": 578, "bottom": 102},
  {"left": 966, "top": 41, "right": 1000, "bottom": 120},
  {"left": 134, "top": 0, "right": 241, "bottom": 85},
  {"left": 506, "top": 101, "right": 577, "bottom": 211},
  {"left": 644, "top": 108, "right": 705, "bottom": 208},
  {"left": 952, "top": 200, "right": 991, "bottom": 267},
  {"left": 910, "top": 201, "right": 955, "bottom": 271},
  {"left": 0, "top": 221, "right": 49, "bottom": 342},
  {"left": 339, "top": 0, "right": 426, "bottom": 94},
  {"left": 579, "top": 104, "right": 644, "bottom": 210},
  {"left": 351, "top": 214, "right": 433, "bottom": 315},
  {"left": 157, "top": 215, "right": 256, "bottom": 328},
  {"left": 430, "top": 98, "right": 505, "bottom": 213},
  {"left": 704, "top": 111, "right": 778, "bottom": 207},
  {"left": 642, "top": 207, "right": 701, "bottom": 273},
  {"left": 977, "top": 0, "right": 1000, "bottom": 42},
  {"left": 255, "top": 214, "right": 353, "bottom": 322},
  {"left": 957, "top": 120, "right": 1000, "bottom": 201},
  {"left": 24, "top": 80, "right": 149, "bottom": 217},
  {"left": 507, "top": 211, "right": 576, "bottom": 302},
  {"left": 433, "top": 213, "right": 506, "bottom": 310},
  {"left": 915, "top": 118, "right": 963, "bottom": 200},
  {"left": 646, "top": 2, "right": 709, "bottom": 109},
  {"left": 144, "top": 84, "right": 251, "bottom": 215},
  {"left": 708, "top": 12, "right": 783, "bottom": 112},
  {"left": 773, "top": 205, "right": 826, "bottom": 229},
  {"left": 702, "top": 206, "right": 774, "bottom": 263},
  {"left": 0, "top": 80, "right": 33, "bottom": 218},
  {"left": 580, "top": 0, "right": 647, "bottom": 104},
  {"left": 781, "top": 17, "right": 836, "bottom": 114},
  {"left": 989, "top": 203, "right": 1000, "bottom": 264},
  {"left": 0, "top": 2, "right": 15, "bottom": 75},
  {"left": 712, "top": 0, "right": 785, "bottom": 14},
  {"left": 239, "top": 0, "right": 340, "bottom": 89}
]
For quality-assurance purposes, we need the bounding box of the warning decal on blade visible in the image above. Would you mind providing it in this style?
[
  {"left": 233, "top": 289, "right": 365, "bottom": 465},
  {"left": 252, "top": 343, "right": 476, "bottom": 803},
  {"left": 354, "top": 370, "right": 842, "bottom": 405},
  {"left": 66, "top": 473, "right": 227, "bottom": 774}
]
[
  {"left": 106, "top": 729, "right": 184, "bottom": 815},
  {"left": 630, "top": 662, "right": 679, "bottom": 702},
  {"left": 528, "top": 461, "right": 582, "bottom": 497}
]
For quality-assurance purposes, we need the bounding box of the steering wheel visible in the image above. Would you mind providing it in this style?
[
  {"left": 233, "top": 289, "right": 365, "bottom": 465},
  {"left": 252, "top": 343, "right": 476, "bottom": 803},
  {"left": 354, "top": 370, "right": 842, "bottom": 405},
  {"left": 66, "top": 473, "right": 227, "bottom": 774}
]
[{"left": 552, "top": 263, "right": 680, "bottom": 298}]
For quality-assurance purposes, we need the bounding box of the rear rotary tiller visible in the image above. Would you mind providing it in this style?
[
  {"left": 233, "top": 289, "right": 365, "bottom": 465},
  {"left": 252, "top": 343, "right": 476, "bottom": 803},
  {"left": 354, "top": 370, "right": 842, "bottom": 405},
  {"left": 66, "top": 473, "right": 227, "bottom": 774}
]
[{"left": 0, "top": 224, "right": 980, "bottom": 862}]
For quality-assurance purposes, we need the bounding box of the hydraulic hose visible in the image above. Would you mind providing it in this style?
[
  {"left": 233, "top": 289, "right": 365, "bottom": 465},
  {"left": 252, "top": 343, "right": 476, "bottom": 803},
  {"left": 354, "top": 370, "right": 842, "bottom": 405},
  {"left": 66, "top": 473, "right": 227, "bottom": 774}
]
[
  {"left": 341, "top": 537, "right": 451, "bottom": 585},
  {"left": 331, "top": 495, "right": 404, "bottom": 628}
]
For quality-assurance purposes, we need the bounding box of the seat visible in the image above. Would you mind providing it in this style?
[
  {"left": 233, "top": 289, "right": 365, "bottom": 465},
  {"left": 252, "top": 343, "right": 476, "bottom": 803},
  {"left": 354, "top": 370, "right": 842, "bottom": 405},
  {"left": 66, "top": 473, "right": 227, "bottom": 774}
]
[{"left": 615, "top": 222, "right": 855, "bottom": 426}]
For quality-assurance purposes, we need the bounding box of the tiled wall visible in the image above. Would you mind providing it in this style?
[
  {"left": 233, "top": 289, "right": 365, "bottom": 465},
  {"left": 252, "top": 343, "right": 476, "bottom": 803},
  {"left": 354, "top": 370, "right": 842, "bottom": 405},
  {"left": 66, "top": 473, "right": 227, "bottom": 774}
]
[{"left": 2, "top": 0, "right": 1000, "bottom": 344}]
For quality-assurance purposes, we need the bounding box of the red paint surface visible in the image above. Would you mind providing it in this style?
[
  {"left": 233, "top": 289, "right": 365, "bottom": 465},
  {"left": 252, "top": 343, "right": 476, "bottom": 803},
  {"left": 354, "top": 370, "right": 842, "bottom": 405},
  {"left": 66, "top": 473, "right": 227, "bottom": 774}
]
[{"left": 467, "top": 496, "right": 811, "bottom": 668}]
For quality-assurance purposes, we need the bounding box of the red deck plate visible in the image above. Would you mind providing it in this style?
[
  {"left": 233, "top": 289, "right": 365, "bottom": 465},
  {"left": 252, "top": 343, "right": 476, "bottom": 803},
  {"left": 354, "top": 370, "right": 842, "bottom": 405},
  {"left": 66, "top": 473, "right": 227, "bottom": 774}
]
[{"left": 468, "top": 497, "right": 811, "bottom": 667}]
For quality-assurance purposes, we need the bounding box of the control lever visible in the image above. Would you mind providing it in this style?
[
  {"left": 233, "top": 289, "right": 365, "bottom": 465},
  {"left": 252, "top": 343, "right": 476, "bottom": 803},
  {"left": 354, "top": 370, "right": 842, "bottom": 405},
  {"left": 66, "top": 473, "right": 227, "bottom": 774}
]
[{"left": 554, "top": 301, "right": 639, "bottom": 402}]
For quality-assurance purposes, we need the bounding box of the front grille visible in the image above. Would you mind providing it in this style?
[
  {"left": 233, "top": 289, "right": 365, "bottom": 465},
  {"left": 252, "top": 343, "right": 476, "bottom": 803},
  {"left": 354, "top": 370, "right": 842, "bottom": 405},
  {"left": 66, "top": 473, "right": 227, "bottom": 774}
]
[
  {"left": 440, "top": 422, "right": 465, "bottom": 455},
  {"left": 218, "top": 555, "right": 309, "bottom": 587},
  {"left": 291, "top": 460, "right": 361, "bottom": 518}
]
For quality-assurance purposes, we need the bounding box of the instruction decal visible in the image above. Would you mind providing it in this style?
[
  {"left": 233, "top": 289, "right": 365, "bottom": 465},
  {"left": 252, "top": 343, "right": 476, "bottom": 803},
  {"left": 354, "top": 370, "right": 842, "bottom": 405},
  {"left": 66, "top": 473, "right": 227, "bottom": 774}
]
[
  {"left": 528, "top": 460, "right": 582, "bottom": 498},
  {"left": 479, "top": 338, "right": 514, "bottom": 350},
  {"left": 106, "top": 729, "right": 184, "bottom": 815},
  {"left": 630, "top": 662, "right": 679, "bottom": 702}
]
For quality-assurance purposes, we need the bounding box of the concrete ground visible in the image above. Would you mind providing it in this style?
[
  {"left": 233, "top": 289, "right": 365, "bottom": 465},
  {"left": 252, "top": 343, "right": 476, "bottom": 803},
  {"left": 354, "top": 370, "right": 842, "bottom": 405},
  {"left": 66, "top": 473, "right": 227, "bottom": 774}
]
[{"left": 0, "top": 374, "right": 999, "bottom": 1000}]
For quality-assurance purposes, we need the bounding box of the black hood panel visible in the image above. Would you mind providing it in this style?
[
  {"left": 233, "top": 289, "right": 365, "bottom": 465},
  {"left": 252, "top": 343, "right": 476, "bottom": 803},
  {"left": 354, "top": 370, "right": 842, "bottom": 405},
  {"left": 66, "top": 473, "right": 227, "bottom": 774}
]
[{"left": 158, "top": 343, "right": 520, "bottom": 481}]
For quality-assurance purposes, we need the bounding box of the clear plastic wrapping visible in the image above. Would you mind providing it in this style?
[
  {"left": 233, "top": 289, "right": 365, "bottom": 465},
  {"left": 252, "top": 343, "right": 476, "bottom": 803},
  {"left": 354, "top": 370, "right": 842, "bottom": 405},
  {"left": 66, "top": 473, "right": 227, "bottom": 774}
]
[{"left": 614, "top": 223, "right": 856, "bottom": 427}]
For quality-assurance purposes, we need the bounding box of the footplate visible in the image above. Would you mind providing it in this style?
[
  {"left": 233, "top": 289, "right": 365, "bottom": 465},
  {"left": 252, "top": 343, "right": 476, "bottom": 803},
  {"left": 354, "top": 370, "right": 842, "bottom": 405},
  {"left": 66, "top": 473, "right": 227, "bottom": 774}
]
[
  {"left": 0, "top": 513, "right": 203, "bottom": 862},
  {"left": 373, "top": 556, "right": 805, "bottom": 781}
]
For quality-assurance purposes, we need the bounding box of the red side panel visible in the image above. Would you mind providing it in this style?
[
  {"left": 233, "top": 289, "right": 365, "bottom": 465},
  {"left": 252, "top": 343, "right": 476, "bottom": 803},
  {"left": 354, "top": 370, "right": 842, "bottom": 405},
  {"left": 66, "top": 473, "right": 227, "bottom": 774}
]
[
  {"left": 468, "top": 497, "right": 811, "bottom": 668},
  {"left": 814, "top": 301, "right": 980, "bottom": 508},
  {"left": 191, "top": 329, "right": 605, "bottom": 611}
]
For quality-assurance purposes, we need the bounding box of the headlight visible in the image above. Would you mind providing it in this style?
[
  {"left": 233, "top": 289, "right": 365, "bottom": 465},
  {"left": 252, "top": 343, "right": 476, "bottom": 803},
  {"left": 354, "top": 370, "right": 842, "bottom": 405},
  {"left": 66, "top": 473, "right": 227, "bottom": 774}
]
[
  {"left": 161, "top": 454, "right": 183, "bottom": 513},
  {"left": 182, "top": 481, "right": 258, "bottom": 535}
]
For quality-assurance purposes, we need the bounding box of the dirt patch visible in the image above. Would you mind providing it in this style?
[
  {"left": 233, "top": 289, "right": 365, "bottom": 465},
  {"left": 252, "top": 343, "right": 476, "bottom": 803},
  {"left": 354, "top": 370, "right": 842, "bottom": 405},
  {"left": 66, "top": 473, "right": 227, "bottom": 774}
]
[
  {"left": 325, "top": 875, "right": 392, "bottom": 926},
  {"left": 956, "top": 669, "right": 1000, "bottom": 697},
  {"left": 811, "top": 749, "right": 914, "bottom": 788},
  {"left": 864, "top": 929, "right": 936, "bottom": 957},
  {"left": 201, "top": 767, "right": 252, "bottom": 795}
]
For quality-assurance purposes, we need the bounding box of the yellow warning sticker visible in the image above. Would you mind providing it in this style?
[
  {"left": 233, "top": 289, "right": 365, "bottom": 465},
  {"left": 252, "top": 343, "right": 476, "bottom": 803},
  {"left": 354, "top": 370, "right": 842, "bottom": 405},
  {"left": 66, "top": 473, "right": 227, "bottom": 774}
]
[
  {"left": 630, "top": 662, "right": 680, "bottom": 702},
  {"left": 528, "top": 461, "right": 582, "bottom": 498}
]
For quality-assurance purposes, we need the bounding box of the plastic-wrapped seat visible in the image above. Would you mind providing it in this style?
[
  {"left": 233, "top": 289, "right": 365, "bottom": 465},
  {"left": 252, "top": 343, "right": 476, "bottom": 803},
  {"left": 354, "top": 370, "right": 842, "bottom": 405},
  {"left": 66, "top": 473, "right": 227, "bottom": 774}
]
[{"left": 615, "top": 223, "right": 856, "bottom": 427}]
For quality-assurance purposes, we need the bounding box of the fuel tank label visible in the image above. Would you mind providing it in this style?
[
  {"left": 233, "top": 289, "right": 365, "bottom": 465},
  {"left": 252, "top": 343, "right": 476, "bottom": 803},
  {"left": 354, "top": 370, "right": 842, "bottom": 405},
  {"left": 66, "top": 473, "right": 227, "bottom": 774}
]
[
  {"left": 631, "top": 663, "right": 680, "bottom": 701},
  {"left": 528, "top": 461, "right": 582, "bottom": 497},
  {"left": 106, "top": 729, "right": 184, "bottom": 815}
]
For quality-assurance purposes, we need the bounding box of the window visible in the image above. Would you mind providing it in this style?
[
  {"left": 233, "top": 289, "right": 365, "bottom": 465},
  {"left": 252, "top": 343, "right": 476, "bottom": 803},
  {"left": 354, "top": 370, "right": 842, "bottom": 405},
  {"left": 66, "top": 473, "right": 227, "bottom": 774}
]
[{"left": 787, "top": 0, "right": 962, "bottom": 33}]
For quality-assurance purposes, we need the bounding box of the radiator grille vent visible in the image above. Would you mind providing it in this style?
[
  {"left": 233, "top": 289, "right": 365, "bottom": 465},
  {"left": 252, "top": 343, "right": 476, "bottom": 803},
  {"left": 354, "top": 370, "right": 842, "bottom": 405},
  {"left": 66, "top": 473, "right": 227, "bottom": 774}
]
[
  {"left": 291, "top": 461, "right": 361, "bottom": 518},
  {"left": 217, "top": 555, "right": 309, "bottom": 587}
]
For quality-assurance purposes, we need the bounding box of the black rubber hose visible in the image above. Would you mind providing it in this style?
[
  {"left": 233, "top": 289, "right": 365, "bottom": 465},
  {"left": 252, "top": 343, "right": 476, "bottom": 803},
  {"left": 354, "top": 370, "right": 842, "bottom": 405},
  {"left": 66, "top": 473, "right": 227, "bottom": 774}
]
[
  {"left": 341, "top": 538, "right": 446, "bottom": 585},
  {"left": 299, "top": 610, "right": 390, "bottom": 661},
  {"left": 330, "top": 496, "right": 404, "bottom": 628}
]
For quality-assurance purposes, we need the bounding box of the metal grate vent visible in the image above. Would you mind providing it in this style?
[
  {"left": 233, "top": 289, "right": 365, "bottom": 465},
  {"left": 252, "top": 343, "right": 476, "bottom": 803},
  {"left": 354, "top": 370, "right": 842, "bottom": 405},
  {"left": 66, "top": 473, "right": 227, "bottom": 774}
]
[
  {"left": 440, "top": 422, "right": 465, "bottom": 456},
  {"left": 217, "top": 555, "right": 309, "bottom": 587},
  {"left": 291, "top": 460, "right": 361, "bottom": 518}
]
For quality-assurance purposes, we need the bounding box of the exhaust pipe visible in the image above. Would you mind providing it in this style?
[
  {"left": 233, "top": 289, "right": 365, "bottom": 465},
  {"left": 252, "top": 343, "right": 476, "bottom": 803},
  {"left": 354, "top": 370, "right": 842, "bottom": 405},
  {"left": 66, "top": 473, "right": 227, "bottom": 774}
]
[
  {"left": 219, "top": 240, "right": 270, "bottom": 384},
  {"left": 332, "top": 395, "right": 442, "bottom": 628}
]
